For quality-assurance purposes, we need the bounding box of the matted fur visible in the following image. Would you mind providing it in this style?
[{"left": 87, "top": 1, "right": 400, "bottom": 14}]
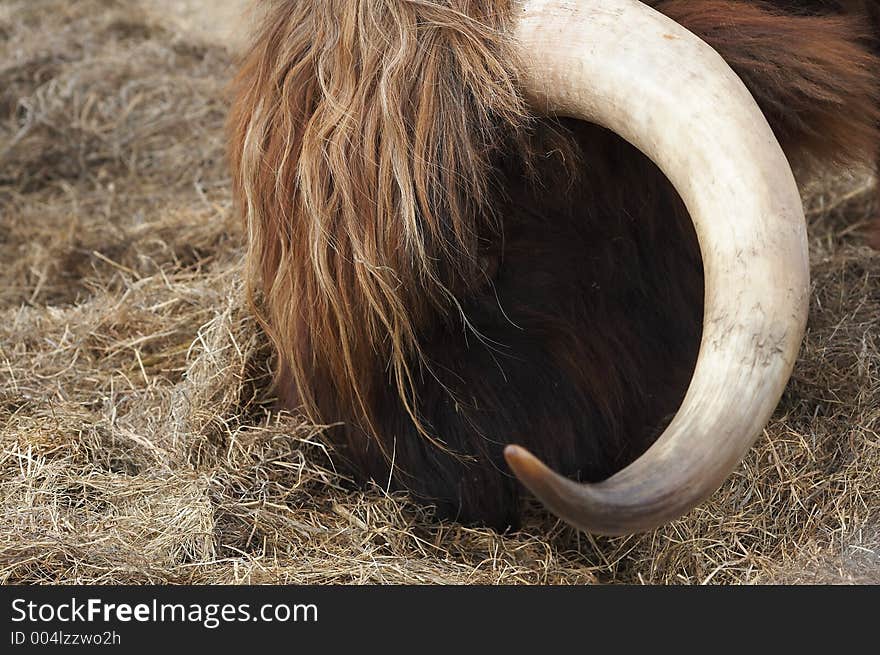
[{"left": 230, "top": 0, "right": 880, "bottom": 527}]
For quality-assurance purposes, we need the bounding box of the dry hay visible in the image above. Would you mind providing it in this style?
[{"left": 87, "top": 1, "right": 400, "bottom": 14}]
[{"left": 1, "top": 0, "right": 878, "bottom": 585}]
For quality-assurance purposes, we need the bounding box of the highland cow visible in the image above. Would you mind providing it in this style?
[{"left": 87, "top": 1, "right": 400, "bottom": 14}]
[{"left": 229, "top": 0, "right": 880, "bottom": 534}]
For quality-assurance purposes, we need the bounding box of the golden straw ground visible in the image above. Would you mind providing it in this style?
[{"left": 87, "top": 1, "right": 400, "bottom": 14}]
[{"left": 1, "top": 0, "right": 878, "bottom": 584}]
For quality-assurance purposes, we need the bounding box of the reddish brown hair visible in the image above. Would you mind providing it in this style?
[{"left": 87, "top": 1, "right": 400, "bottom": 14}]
[{"left": 228, "top": 0, "right": 538, "bottom": 453}]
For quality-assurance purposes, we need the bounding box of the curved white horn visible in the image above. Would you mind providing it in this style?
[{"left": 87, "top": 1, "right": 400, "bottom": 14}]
[{"left": 504, "top": 0, "right": 810, "bottom": 535}]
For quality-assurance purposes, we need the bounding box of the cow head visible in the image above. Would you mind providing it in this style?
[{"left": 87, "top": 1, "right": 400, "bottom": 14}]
[{"left": 229, "top": 0, "right": 809, "bottom": 534}]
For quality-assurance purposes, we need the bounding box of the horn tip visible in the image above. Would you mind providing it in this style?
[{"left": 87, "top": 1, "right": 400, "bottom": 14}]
[{"left": 504, "top": 444, "right": 549, "bottom": 485}]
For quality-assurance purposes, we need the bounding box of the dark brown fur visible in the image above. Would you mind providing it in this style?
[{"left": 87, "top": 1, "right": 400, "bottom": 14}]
[
  {"left": 859, "top": 0, "right": 880, "bottom": 246},
  {"left": 229, "top": 0, "right": 880, "bottom": 529}
]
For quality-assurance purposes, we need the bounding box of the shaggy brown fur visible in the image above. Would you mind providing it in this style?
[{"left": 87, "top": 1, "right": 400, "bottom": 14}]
[
  {"left": 229, "top": 0, "right": 880, "bottom": 528},
  {"left": 229, "top": 0, "right": 528, "bottom": 453}
]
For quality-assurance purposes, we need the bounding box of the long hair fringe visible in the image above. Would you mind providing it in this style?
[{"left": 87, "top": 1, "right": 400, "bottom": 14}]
[{"left": 228, "top": 0, "right": 529, "bottom": 452}]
